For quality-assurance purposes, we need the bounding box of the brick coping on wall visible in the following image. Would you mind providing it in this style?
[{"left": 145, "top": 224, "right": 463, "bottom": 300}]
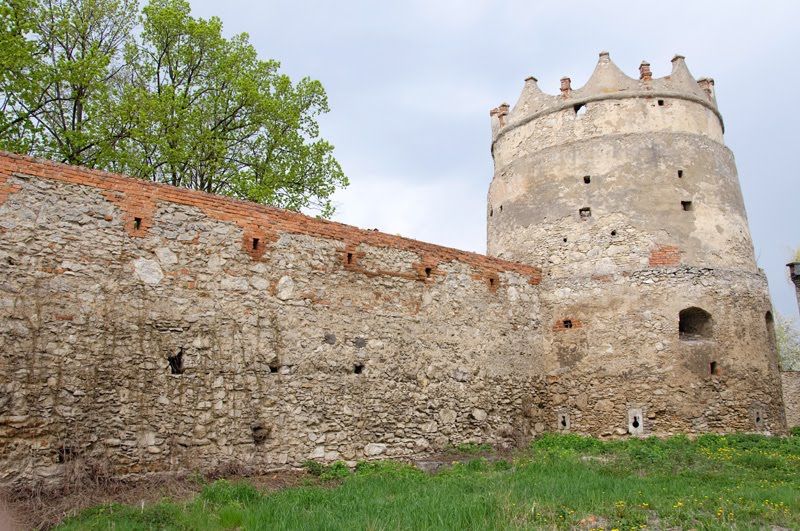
[{"left": 0, "top": 151, "right": 541, "bottom": 284}]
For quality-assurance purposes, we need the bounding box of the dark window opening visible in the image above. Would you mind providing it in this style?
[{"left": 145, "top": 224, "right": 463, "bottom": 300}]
[
  {"left": 168, "top": 348, "right": 184, "bottom": 375},
  {"left": 754, "top": 410, "right": 764, "bottom": 427},
  {"left": 269, "top": 363, "right": 279, "bottom": 374},
  {"left": 133, "top": 217, "right": 142, "bottom": 230},
  {"left": 678, "top": 169, "right": 684, "bottom": 178},
  {"left": 252, "top": 424, "right": 269, "bottom": 445},
  {"left": 766, "top": 311, "right": 777, "bottom": 352},
  {"left": 563, "top": 237, "right": 568, "bottom": 243},
  {"left": 424, "top": 267, "right": 432, "bottom": 278},
  {"left": 56, "top": 444, "right": 75, "bottom": 464},
  {"left": 681, "top": 200, "right": 693, "bottom": 211},
  {"left": 657, "top": 99, "right": 665, "bottom": 106},
  {"left": 499, "top": 205, "right": 503, "bottom": 213},
  {"left": 563, "top": 319, "right": 573, "bottom": 329},
  {"left": 631, "top": 415, "right": 640, "bottom": 429},
  {"left": 574, "top": 103, "right": 586, "bottom": 115},
  {"left": 489, "top": 208, "right": 493, "bottom": 217},
  {"left": 709, "top": 361, "right": 719, "bottom": 375},
  {"left": 346, "top": 252, "right": 353, "bottom": 264},
  {"left": 611, "top": 230, "right": 617, "bottom": 236},
  {"left": 560, "top": 415, "right": 568, "bottom": 428},
  {"left": 679, "top": 307, "right": 713, "bottom": 340},
  {"left": 353, "top": 363, "right": 364, "bottom": 374},
  {"left": 489, "top": 277, "right": 496, "bottom": 288},
  {"left": 579, "top": 207, "right": 591, "bottom": 219},
  {"left": 583, "top": 175, "right": 591, "bottom": 184},
  {"left": 252, "top": 238, "right": 260, "bottom": 250}
]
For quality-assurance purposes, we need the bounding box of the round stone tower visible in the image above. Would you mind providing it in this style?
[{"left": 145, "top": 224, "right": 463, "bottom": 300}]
[{"left": 488, "top": 52, "right": 786, "bottom": 436}]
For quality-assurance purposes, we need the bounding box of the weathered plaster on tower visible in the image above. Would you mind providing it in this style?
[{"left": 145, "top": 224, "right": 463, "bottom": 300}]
[{"left": 488, "top": 52, "right": 786, "bottom": 438}]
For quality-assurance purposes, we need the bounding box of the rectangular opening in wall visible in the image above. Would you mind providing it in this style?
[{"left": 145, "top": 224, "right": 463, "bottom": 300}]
[
  {"left": 252, "top": 238, "right": 260, "bottom": 250},
  {"left": 346, "top": 252, "right": 353, "bottom": 264},
  {"left": 252, "top": 424, "right": 269, "bottom": 445},
  {"left": 628, "top": 408, "right": 644, "bottom": 435},
  {"left": 167, "top": 349, "right": 184, "bottom": 375},
  {"left": 56, "top": 444, "right": 75, "bottom": 464},
  {"left": 753, "top": 407, "right": 765, "bottom": 429},
  {"left": 681, "top": 201, "right": 693, "bottom": 211},
  {"left": 678, "top": 169, "right": 684, "bottom": 178},
  {"left": 134, "top": 217, "right": 142, "bottom": 230},
  {"left": 583, "top": 175, "right": 591, "bottom": 184},
  {"left": 709, "top": 361, "right": 719, "bottom": 375},
  {"left": 658, "top": 99, "right": 665, "bottom": 106},
  {"left": 563, "top": 319, "right": 573, "bottom": 329},
  {"left": 579, "top": 207, "right": 591, "bottom": 219},
  {"left": 424, "top": 267, "right": 432, "bottom": 278},
  {"left": 269, "top": 363, "right": 279, "bottom": 374},
  {"left": 354, "top": 363, "right": 364, "bottom": 374},
  {"left": 558, "top": 412, "right": 570, "bottom": 430}
]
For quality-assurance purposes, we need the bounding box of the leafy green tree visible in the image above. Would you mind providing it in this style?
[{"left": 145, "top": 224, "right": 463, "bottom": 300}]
[
  {"left": 0, "top": 0, "right": 137, "bottom": 164},
  {"left": 0, "top": 0, "right": 347, "bottom": 216},
  {"left": 0, "top": 0, "right": 47, "bottom": 152}
]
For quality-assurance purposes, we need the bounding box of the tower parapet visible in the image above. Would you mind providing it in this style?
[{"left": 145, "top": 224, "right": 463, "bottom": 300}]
[
  {"left": 491, "top": 52, "right": 722, "bottom": 151},
  {"left": 488, "top": 52, "right": 752, "bottom": 276}
]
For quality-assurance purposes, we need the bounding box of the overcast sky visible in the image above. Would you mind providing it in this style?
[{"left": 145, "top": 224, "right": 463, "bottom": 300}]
[{"left": 190, "top": 0, "right": 800, "bottom": 319}]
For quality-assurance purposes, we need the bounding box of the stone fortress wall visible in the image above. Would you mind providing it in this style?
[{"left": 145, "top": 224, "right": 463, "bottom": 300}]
[
  {"left": 0, "top": 153, "right": 547, "bottom": 486},
  {"left": 0, "top": 52, "right": 793, "bottom": 488},
  {"left": 783, "top": 373, "right": 800, "bottom": 428}
]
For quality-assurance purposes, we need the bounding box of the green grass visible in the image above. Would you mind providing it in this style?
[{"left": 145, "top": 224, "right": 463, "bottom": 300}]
[{"left": 56, "top": 433, "right": 800, "bottom": 530}]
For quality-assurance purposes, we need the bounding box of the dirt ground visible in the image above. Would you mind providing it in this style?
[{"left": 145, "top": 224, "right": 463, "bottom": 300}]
[
  {"left": 1, "top": 470, "right": 305, "bottom": 530},
  {"left": 1, "top": 450, "right": 504, "bottom": 530}
]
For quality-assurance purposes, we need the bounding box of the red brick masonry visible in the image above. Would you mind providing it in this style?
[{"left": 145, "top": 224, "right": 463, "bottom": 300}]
[{"left": 648, "top": 245, "right": 681, "bottom": 267}]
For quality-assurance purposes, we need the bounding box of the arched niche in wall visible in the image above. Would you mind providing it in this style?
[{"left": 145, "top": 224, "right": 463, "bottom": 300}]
[
  {"left": 765, "top": 311, "right": 777, "bottom": 353},
  {"left": 679, "top": 307, "right": 713, "bottom": 341}
]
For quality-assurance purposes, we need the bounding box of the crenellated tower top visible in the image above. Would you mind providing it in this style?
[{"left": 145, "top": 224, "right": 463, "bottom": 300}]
[
  {"left": 487, "top": 51, "right": 755, "bottom": 277},
  {"left": 490, "top": 52, "right": 721, "bottom": 143}
]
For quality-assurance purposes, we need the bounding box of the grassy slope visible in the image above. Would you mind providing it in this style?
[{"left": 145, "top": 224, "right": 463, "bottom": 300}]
[{"left": 57, "top": 433, "right": 800, "bottom": 530}]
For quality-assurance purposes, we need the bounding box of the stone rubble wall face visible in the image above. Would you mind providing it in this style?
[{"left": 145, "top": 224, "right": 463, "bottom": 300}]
[
  {"left": 0, "top": 156, "right": 545, "bottom": 487},
  {"left": 539, "top": 269, "right": 785, "bottom": 435},
  {"left": 782, "top": 372, "right": 800, "bottom": 428}
]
